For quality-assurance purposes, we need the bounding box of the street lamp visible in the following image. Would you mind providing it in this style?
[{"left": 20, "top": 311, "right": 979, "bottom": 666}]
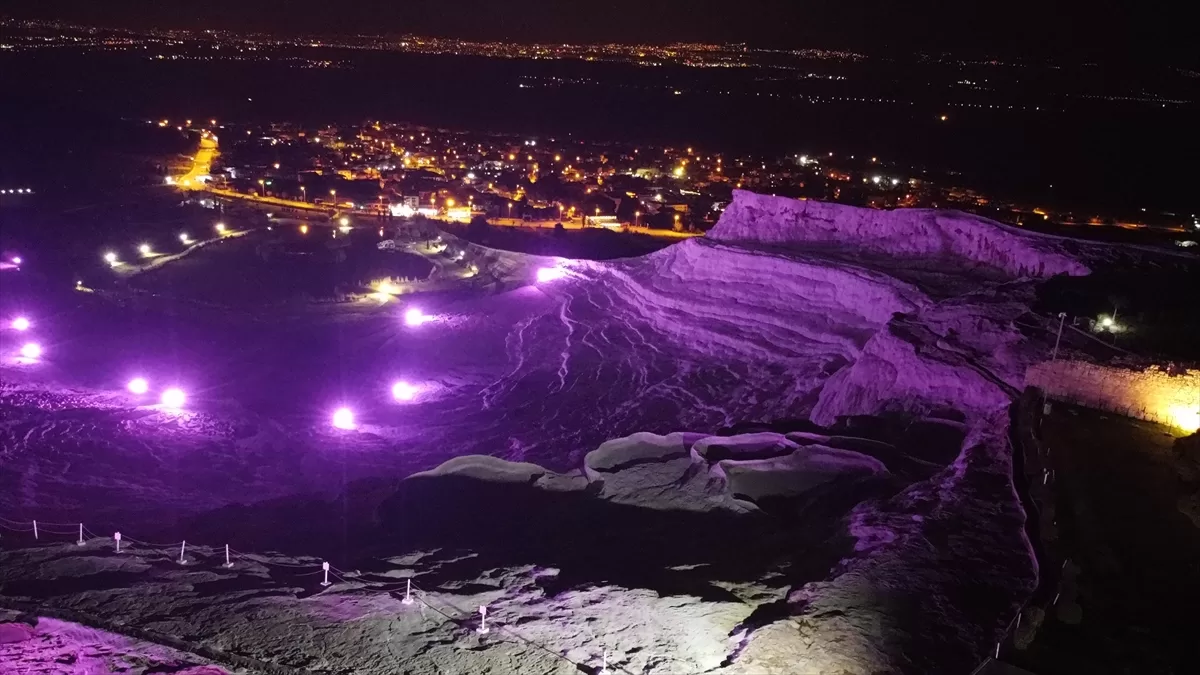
[
  {"left": 330, "top": 189, "right": 337, "bottom": 206},
  {"left": 507, "top": 202, "right": 513, "bottom": 218},
  {"left": 300, "top": 186, "right": 306, "bottom": 202},
  {"left": 257, "top": 179, "right": 265, "bottom": 196},
  {"left": 634, "top": 210, "right": 640, "bottom": 226},
  {"left": 215, "top": 222, "right": 226, "bottom": 234}
]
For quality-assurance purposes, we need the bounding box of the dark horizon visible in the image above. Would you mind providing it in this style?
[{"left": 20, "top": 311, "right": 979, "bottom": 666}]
[{"left": 5, "top": 1, "right": 1198, "bottom": 67}]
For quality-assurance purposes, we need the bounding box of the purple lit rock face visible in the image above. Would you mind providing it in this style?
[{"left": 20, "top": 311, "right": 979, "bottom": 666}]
[{"left": 0, "top": 193, "right": 1105, "bottom": 673}]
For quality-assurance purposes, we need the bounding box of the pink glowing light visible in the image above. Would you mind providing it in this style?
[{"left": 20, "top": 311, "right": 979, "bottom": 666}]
[
  {"left": 536, "top": 267, "right": 565, "bottom": 283},
  {"left": 11, "top": 256, "right": 21, "bottom": 265},
  {"left": 127, "top": 377, "right": 149, "bottom": 395},
  {"left": 404, "top": 307, "right": 428, "bottom": 326},
  {"left": 11, "top": 316, "right": 30, "bottom": 331},
  {"left": 19, "top": 342, "right": 41, "bottom": 359},
  {"left": 161, "top": 387, "right": 186, "bottom": 409},
  {"left": 392, "top": 380, "right": 418, "bottom": 401},
  {"left": 332, "top": 407, "right": 356, "bottom": 430}
]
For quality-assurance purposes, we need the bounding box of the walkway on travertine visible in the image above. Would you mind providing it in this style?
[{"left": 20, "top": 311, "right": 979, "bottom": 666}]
[{"left": 1019, "top": 405, "right": 1200, "bottom": 673}]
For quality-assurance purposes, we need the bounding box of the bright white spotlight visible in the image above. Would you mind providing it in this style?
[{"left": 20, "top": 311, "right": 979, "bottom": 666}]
[
  {"left": 19, "top": 343, "right": 41, "bottom": 359},
  {"left": 332, "top": 407, "right": 356, "bottom": 430},
  {"left": 138, "top": 244, "right": 152, "bottom": 256},
  {"left": 104, "top": 251, "right": 118, "bottom": 265},
  {"left": 11, "top": 256, "right": 21, "bottom": 265},
  {"left": 128, "top": 377, "right": 150, "bottom": 395},
  {"left": 404, "top": 307, "right": 428, "bottom": 326},
  {"left": 392, "top": 381, "right": 418, "bottom": 401},
  {"left": 11, "top": 317, "right": 30, "bottom": 331},
  {"left": 161, "top": 387, "right": 186, "bottom": 408},
  {"left": 179, "top": 233, "right": 191, "bottom": 243},
  {"left": 215, "top": 223, "right": 226, "bottom": 234},
  {"left": 536, "top": 267, "right": 565, "bottom": 283}
]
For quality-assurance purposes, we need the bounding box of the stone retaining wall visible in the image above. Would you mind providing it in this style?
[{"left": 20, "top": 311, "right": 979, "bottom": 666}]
[{"left": 1024, "top": 360, "right": 1199, "bottom": 432}]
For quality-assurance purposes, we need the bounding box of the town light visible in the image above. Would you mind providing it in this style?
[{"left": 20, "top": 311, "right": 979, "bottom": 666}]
[
  {"left": 536, "top": 267, "right": 565, "bottom": 283},
  {"left": 871, "top": 176, "right": 881, "bottom": 184},
  {"left": 179, "top": 232, "right": 191, "bottom": 244},
  {"left": 332, "top": 407, "right": 356, "bottom": 430},
  {"left": 300, "top": 224, "right": 309, "bottom": 234},
  {"left": 127, "top": 378, "right": 149, "bottom": 395},
  {"left": 215, "top": 223, "right": 226, "bottom": 233},
  {"left": 104, "top": 252, "right": 118, "bottom": 265},
  {"left": 161, "top": 388, "right": 186, "bottom": 409},
  {"left": 138, "top": 244, "right": 152, "bottom": 256},
  {"left": 11, "top": 317, "right": 30, "bottom": 331},
  {"left": 11, "top": 256, "right": 21, "bottom": 265},
  {"left": 20, "top": 343, "right": 42, "bottom": 359},
  {"left": 392, "top": 381, "right": 418, "bottom": 402},
  {"left": 339, "top": 217, "right": 350, "bottom": 227}
]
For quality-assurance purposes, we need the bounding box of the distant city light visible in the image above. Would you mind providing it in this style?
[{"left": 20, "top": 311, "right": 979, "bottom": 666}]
[
  {"left": 19, "top": 343, "right": 41, "bottom": 359},
  {"left": 339, "top": 217, "right": 350, "bottom": 227},
  {"left": 940, "top": 114, "right": 948, "bottom": 121},
  {"left": 127, "top": 378, "right": 149, "bottom": 395},
  {"left": 215, "top": 223, "right": 226, "bottom": 233},
  {"left": 536, "top": 267, "right": 565, "bottom": 283},
  {"left": 161, "top": 388, "right": 186, "bottom": 409},
  {"left": 11, "top": 256, "right": 21, "bottom": 265},
  {"left": 300, "top": 224, "right": 309, "bottom": 234},
  {"left": 871, "top": 175, "right": 881, "bottom": 184},
  {"left": 11, "top": 317, "right": 30, "bottom": 331},
  {"left": 392, "top": 381, "right": 418, "bottom": 402},
  {"left": 104, "top": 251, "right": 119, "bottom": 265},
  {"left": 404, "top": 307, "right": 429, "bottom": 326},
  {"left": 332, "top": 407, "right": 356, "bottom": 430},
  {"left": 138, "top": 243, "right": 152, "bottom": 256}
]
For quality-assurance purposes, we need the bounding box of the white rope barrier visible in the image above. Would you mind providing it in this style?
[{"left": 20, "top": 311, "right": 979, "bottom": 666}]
[{"left": 0, "top": 513, "right": 627, "bottom": 675}]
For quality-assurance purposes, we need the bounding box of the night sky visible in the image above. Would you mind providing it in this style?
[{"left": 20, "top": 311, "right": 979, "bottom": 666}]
[{"left": 6, "top": 1, "right": 1195, "bottom": 65}]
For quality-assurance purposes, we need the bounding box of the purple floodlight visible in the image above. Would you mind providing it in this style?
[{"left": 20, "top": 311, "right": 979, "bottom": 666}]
[
  {"left": 161, "top": 387, "right": 186, "bottom": 409},
  {"left": 332, "top": 407, "right": 356, "bottom": 430},
  {"left": 127, "top": 377, "right": 150, "bottom": 395},
  {"left": 19, "top": 342, "right": 41, "bottom": 359},
  {"left": 403, "top": 307, "right": 427, "bottom": 326},
  {"left": 11, "top": 316, "right": 30, "bottom": 331},
  {"left": 392, "top": 380, "right": 418, "bottom": 401},
  {"left": 536, "top": 266, "right": 565, "bottom": 283}
]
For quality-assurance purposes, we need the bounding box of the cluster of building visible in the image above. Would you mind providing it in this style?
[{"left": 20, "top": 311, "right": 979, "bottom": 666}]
[{"left": 183, "top": 120, "right": 1195, "bottom": 235}]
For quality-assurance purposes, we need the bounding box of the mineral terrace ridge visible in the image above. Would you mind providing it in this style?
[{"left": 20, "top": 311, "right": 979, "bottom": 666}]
[{"left": 2, "top": 191, "right": 1133, "bottom": 674}]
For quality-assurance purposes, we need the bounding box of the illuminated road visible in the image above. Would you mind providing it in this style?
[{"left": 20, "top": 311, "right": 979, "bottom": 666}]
[{"left": 172, "top": 133, "right": 219, "bottom": 189}]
